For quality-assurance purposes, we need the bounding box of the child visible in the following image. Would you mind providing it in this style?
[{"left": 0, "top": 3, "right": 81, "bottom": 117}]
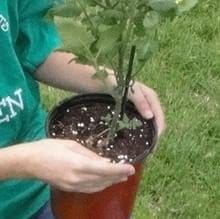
[{"left": 0, "top": 1, "right": 164, "bottom": 218}]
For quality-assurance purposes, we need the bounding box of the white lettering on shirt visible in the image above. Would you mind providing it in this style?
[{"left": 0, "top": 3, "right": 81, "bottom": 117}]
[
  {"left": 0, "top": 14, "right": 9, "bottom": 32},
  {"left": 0, "top": 99, "right": 10, "bottom": 123},
  {"left": 0, "top": 89, "right": 24, "bottom": 124},
  {"left": 5, "top": 89, "right": 24, "bottom": 118}
]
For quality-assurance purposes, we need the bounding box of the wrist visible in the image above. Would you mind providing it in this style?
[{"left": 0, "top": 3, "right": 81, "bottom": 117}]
[{"left": 0, "top": 143, "right": 35, "bottom": 179}]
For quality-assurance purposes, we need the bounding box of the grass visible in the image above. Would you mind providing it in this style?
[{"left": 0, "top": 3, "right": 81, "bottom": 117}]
[{"left": 41, "top": 0, "right": 220, "bottom": 218}]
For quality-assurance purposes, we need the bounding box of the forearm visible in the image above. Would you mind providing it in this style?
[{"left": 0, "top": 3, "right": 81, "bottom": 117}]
[
  {"left": 35, "top": 51, "right": 116, "bottom": 94},
  {"left": 0, "top": 144, "right": 31, "bottom": 180}
]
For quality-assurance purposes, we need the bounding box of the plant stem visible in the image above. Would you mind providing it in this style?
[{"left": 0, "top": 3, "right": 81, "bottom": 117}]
[
  {"left": 106, "top": 95, "right": 123, "bottom": 142},
  {"left": 105, "top": 0, "right": 112, "bottom": 7},
  {"left": 104, "top": 34, "right": 126, "bottom": 143},
  {"left": 92, "top": 0, "right": 107, "bottom": 9},
  {"left": 120, "top": 45, "right": 136, "bottom": 119},
  {"left": 76, "top": 0, "right": 97, "bottom": 35},
  {"left": 115, "top": 32, "right": 126, "bottom": 86},
  {"left": 102, "top": 1, "right": 137, "bottom": 144}
]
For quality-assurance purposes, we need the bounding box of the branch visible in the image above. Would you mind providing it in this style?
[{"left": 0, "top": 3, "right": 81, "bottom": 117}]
[
  {"left": 105, "top": 0, "right": 112, "bottom": 7},
  {"left": 92, "top": 0, "right": 108, "bottom": 9},
  {"left": 76, "top": 0, "right": 97, "bottom": 35}
]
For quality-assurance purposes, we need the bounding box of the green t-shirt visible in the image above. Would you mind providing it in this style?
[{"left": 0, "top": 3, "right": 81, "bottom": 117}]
[{"left": 0, "top": 0, "right": 61, "bottom": 218}]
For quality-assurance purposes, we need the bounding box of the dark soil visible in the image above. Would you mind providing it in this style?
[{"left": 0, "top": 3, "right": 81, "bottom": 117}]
[{"left": 48, "top": 99, "right": 155, "bottom": 163}]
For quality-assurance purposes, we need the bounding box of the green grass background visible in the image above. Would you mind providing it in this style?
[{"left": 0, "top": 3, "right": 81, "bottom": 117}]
[{"left": 41, "top": 0, "right": 220, "bottom": 218}]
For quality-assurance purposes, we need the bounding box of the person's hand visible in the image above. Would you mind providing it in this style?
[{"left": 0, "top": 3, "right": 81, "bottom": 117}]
[
  {"left": 25, "top": 139, "right": 135, "bottom": 193},
  {"left": 128, "top": 81, "right": 165, "bottom": 136}
]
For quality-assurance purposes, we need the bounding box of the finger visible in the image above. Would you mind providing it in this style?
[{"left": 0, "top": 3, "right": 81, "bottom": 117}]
[
  {"left": 84, "top": 161, "right": 135, "bottom": 177},
  {"left": 139, "top": 85, "right": 165, "bottom": 136},
  {"left": 71, "top": 173, "right": 128, "bottom": 186},
  {"left": 128, "top": 84, "right": 154, "bottom": 119},
  {"left": 70, "top": 176, "right": 128, "bottom": 193}
]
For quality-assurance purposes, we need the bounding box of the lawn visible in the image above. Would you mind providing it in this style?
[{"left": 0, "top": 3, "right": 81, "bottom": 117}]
[{"left": 41, "top": 0, "right": 220, "bottom": 218}]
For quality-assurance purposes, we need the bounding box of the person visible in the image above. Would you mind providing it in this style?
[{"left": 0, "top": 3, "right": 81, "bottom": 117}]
[{"left": 0, "top": 1, "right": 165, "bottom": 218}]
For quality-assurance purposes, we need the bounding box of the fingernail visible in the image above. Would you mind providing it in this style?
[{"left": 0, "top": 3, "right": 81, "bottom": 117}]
[
  {"left": 129, "top": 168, "right": 135, "bottom": 176},
  {"left": 144, "top": 110, "right": 153, "bottom": 119}
]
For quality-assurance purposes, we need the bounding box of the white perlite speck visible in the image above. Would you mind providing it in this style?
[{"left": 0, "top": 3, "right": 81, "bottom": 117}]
[
  {"left": 117, "top": 155, "right": 124, "bottom": 159},
  {"left": 77, "top": 123, "right": 84, "bottom": 127},
  {"left": 66, "top": 109, "right": 70, "bottom": 113},
  {"left": 72, "top": 130, "right": 78, "bottom": 135},
  {"left": 90, "top": 117, "right": 95, "bottom": 122},
  {"left": 81, "top": 107, "right": 87, "bottom": 111},
  {"left": 97, "top": 139, "right": 102, "bottom": 144}
]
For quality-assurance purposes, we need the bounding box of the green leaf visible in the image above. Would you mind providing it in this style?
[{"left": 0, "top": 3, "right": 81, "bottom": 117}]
[
  {"left": 92, "top": 69, "right": 109, "bottom": 80},
  {"left": 81, "top": 0, "right": 97, "bottom": 7},
  {"left": 96, "top": 25, "right": 121, "bottom": 54},
  {"left": 46, "top": 4, "right": 82, "bottom": 19},
  {"left": 56, "top": 18, "right": 95, "bottom": 55},
  {"left": 176, "top": 0, "right": 198, "bottom": 14},
  {"left": 143, "top": 11, "right": 160, "bottom": 29},
  {"left": 102, "top": 9, "right": 124, "bottom": 20},
  {"left": 101, "top": 114, "right": 112, "bottom": 123},
  {"left": 98, "top": 10, "right": 124, "bottom": 25},
  {"left": 117, "top": 115, "right": 142, "bottom": 131},
  {"left": 117, "top": 115, "right": 130, "bottom": 130},
  {"left": 136, "top": 39, "right": 159, "bottom": 61},
  {"left": 149, "top": 0, "right": 177, "bottom": 11},
  {"left": 130, "top": 118, "right": 142, "bottom": 130},
  {"left": 134, "top": 14, "right": 147, "bottom": 37}
]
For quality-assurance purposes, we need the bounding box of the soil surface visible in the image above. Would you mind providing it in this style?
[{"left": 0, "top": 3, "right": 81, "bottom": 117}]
[{"left": 49, "top": 101, "right": 155, "bottom": 163}]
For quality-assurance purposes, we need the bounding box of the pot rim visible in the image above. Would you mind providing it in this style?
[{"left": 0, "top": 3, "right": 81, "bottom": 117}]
[{"left": 45, "top": 93, "right": 158, "bottom": 164}]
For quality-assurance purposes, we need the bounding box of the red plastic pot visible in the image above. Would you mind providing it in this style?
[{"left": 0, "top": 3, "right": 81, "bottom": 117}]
[{"left": 46, "top": 94, "right": 157, "bottom": 219}]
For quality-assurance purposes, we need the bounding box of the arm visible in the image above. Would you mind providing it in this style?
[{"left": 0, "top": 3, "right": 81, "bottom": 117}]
[
  {"left": 35, "top": 51, "right": 115, "bottom": 94},
  {"left": 35, "top": 51, "right": 165, "bottom": 135}
]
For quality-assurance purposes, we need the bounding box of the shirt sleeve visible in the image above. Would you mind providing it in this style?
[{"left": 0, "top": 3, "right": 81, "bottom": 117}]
[{"left": 16, "top": 0, "right": 62, "bottom": 74}]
